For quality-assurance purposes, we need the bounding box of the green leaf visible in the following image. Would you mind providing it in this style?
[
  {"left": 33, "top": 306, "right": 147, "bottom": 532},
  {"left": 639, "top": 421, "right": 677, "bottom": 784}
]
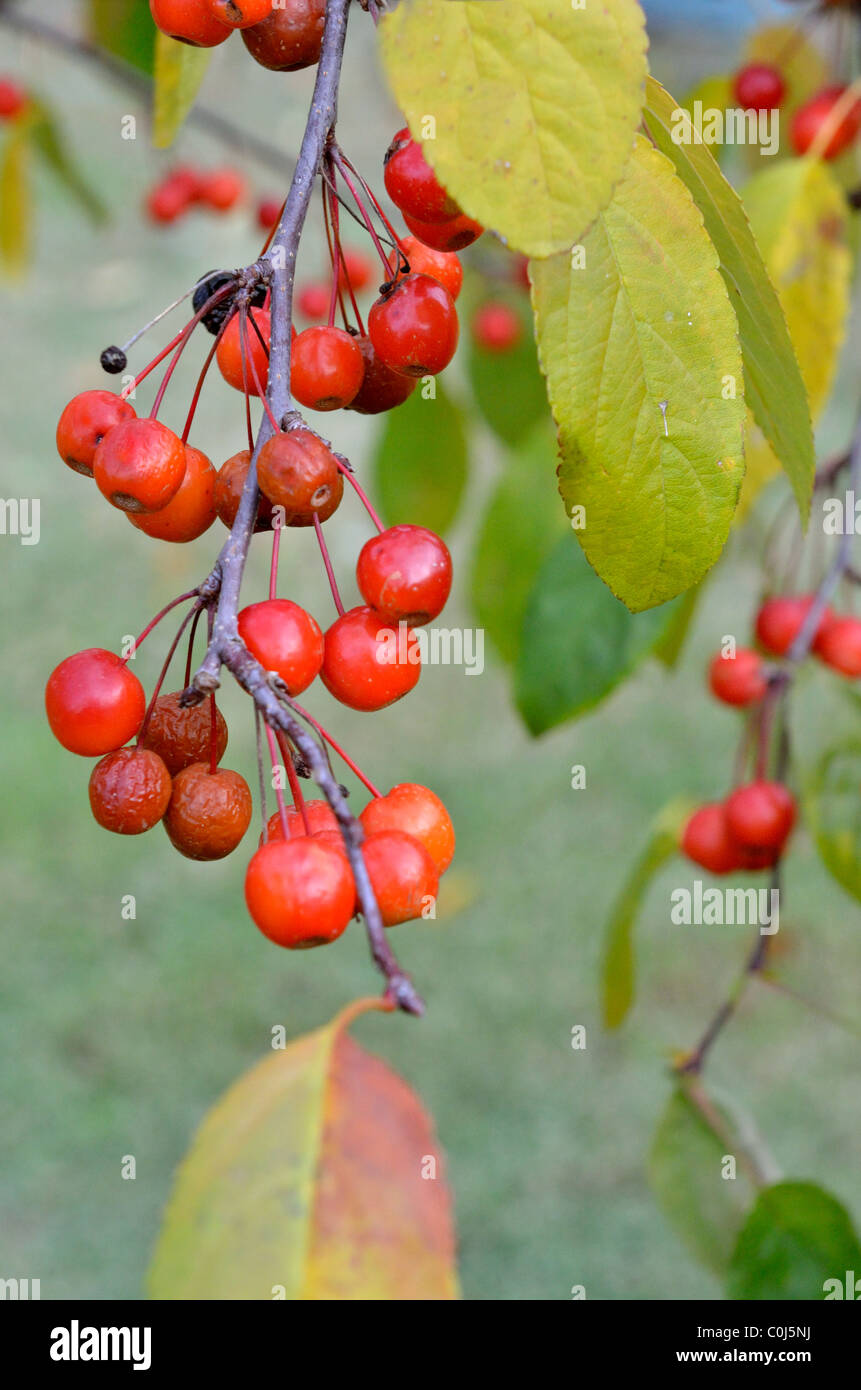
[
  {"left": 466, "top": 295, "right": 547, "bottom": 446},
  {"left": 728, "top": 1181, "right": 861, "bottom": 1300},
  {"left": 803, "top": 742, "right": 861, "bottom": 905},
  {"left": 372, "top": 381, "right": 467, "bottom": 536},
  {"left": 642, "top": 77, "right": 814, "bottom": 523},
  {"left": 153, "top": 30, "right": 212, "bottom": 149},
  {"left": 378, "top": 0, "right": 647, "bottom": 258},
  {"left": 470, "top": 421, "right": 567, "bottom": 665},
  {"left": 514, "top": 534, "right": 685, "bottom": 735},
  {"left": 649, "top": 1085, "right": 756, "bottom": 1276},
  {"left": 601, "top": 800, "right": 689, "bottom": 1029},
  {"left": 28, "top": 101, "right": 106, "bottom": 225},
  {"left": 652, "top": 580, "right": 702, "bottom": 669},
  {"left": 531, "top": 136, "right": 745, "bottom": 613},
  {"left": 0, "top": 127, "right": 32, "bottom": 276},
  {"left": 89, "top": 0, "right": 157, "bottom": 76}
]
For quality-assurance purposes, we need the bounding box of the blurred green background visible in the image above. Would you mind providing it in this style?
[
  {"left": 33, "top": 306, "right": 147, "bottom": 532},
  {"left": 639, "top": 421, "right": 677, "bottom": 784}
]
[{"left": 2, "top": 0, "right": 860, "bottom": 1301}]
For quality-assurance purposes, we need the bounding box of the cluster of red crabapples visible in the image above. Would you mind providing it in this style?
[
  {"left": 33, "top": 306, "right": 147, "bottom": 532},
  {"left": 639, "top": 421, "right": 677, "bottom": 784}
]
[
  {"left": 146, "top": 163, "right": 247, "bottom": 224},
  {"left": 732, "top": 59, "right": 861, "bottom": 160},
  {"left": 43, "top": 83, "right": 494, "bottom": 954},
  {"left": 681, "top": 594, "right": 861, "bottom": 877}
]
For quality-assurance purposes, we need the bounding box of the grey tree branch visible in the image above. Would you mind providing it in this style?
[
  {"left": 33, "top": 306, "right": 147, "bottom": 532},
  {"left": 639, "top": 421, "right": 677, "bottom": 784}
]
[{"left": 182, "top": 0, "right": 424, "bottom": 1016}]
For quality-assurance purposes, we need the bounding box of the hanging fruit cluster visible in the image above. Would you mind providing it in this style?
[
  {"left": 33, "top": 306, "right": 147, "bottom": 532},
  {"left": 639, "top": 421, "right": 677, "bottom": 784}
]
[{"left": 44, "top": 10, "right": 490, "bottom": 989}]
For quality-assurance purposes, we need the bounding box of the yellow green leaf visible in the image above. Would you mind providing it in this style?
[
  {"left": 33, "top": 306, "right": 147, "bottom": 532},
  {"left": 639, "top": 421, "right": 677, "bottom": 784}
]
[
  {"left": 738, "top": 157, "right": 850, "bottom": 515},
  {"left": 152, "top": 30, "right": 212, "bottom": 149},
  {"left": 148, "top": 998, "right": 459, "bottom": 1300},
  {"left": 378, "top": 0, "right": 647, "bottom": 258},
  {"left": 643, "top": 78, "right": 814, "bottom": 522},
  {"left": 531, "top": 135, "right": 745, "bottom": 612},
  {"left": 601, "top": 799, "right": 689, "bottom": 1029},
  {"left": 0, "top": 127, "right": 32, "bottom": 276}
]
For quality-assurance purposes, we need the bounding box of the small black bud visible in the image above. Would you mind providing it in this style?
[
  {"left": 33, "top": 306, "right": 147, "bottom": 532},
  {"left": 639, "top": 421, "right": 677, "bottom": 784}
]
[{"left": 100, "top": 345, "right": 127, "bottom": 374}]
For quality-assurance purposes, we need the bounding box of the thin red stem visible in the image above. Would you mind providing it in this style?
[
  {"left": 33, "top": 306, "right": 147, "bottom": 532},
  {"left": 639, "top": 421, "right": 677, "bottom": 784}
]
[
  {"left": 313, "top": 513, "right": 345, "bottom": 615},
  {"left": 330, "top": 147, "right": 393, "bottom": 274},
  {"left": 208, "top": 692, "right": 218, "bottom": 775},
  {"left": 136, "top": 601, "right": 202, "bottom": 745},
  {"left": 148, "top": 284, "right": 236, "bottom": 420},
  {"left": 126, "top": 589, "right": 199, "bottom": 659},
  {"left": 337, "top": 459, "right": 384, "bottom": 533},
  {"left": 290, "top": 700, "right": 382, "bottom": 798},
  {"left": 184, "top": 603, "right": 205, "bottom": 688},
  {"left": 242, "top": 304, "right": 282, "bottom": 435},
  {"left": 264, "top": 723, "right": 291, "bottom": 840},
  {"left": 269, "top": 519, "right": 282, "bottom": 601},
  {"left": 276, "top": 729, "right": 311, "bottom": 833}
]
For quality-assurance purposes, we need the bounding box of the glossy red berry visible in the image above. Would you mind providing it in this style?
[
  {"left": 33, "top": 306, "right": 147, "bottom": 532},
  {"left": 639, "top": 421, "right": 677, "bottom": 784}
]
[
  {"left": 256, "top": 427, "right": 343, "bottom": 525},
  {"left": 755, "top": 595, "right": 832, "bottom": 656},
  {"left": 199, "top": 167, "right": 246, "bottom": 212},
  {"left": 708, "top": 647, "right": 768, "bottom": 706},
  {"left": 360, "top": 784, "right": 455, "bottom": 875},
  {"left": 56, "top": 390, "right": 136, "bottom": 478},
  {"left": 791, "top": 86, "right": 861, "bottom": 159},
  {"left": 384, "top": 127, "right": 461, "bottom": 223},
  {"left": 149, "top": 0, "right": 232, "bottom": 46},
  {"left": 205, "top": 0, "right": 272, "bottom": 27},
  {"left": 241, "top": 0, "right": 326, "bottom": 70},
  {"left": 265, "top": 798, "right": 339, "bottom": 842},
  {"left": 138, "top": 691, "right": 228, "bottom": 776},
  {"left": 257, "top": 195, "right": 282, "bottom": 230},
  {"left": 214, "top": 449, "right": 275, "bottom": 531},
  {"left": 725, "top": 781, "right": 796, "bottom": 853},
  {"left": 237, "top": 598, "right": 324, "bottom": 694},
  {"left": 368, "top": 273, "right": 459, "bottom": 378},
  {"left": 164, "top": 763, "right": 253, "bottom": 860},
  {"left": 46, "top": 649, "right": 145, "bottom": 756},
  {"left": 733, "top": 63, "right": 785, "bottom": 111},
  {"left": 245, "top": 837, "right": 354, "bottom": 947},
  {"left": 390, "top": 236, "right": 463, "bottom": 301},
  {"left": 216, "top": 307, "right": 270, "bottom": 394},
  {"left": 89, "top": 748, "right": 172, "bottom": 835},
  {"left": 290, "top": 326, "right": 365, "bottom": 411},
  {"left": 361, "top": 830, "right": 439, "bottom": 927},
  {"left": 402, "top": 210, "right": 483, "bottom": 252},
  {"left": 814, "top": 615, "right": 861, "bottom": 677},
  {"left": 347, "top": 336, "right": 418, "bottom": 415},
  {"left": 93, "top": 418, "right": 187, "bottom": 514},
  {"left": 129, "top": 444, "right": 216, "bottom": 542},
  {"left": 296, "top": 282, "right": 330, "bottom": 320},
  {"left": 681, "top": 803, "right": 741, "bottom": 875},
  {"left": 0, "top": 79, "right": 26, "bottom": 120},
  {"left": 472, "top": 301, "right": 522, "bottom": 354},
  {"left": 356, "top": 524, "right": 452, "bottom": 626},
  {"left": 321, "top": 606, "right": 421, "bottom": 711}
]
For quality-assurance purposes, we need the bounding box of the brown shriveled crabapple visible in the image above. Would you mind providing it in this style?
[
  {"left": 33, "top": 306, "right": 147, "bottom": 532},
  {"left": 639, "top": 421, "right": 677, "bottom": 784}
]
[
  {"left": 89, "top": 748, "right": 173, "bottom": 835},
  {"left": 164, "top": 763, "right": 253, "bottom": 860},
  {"left": 138, "top": 692, "right": 229, "bottom": 777}
]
